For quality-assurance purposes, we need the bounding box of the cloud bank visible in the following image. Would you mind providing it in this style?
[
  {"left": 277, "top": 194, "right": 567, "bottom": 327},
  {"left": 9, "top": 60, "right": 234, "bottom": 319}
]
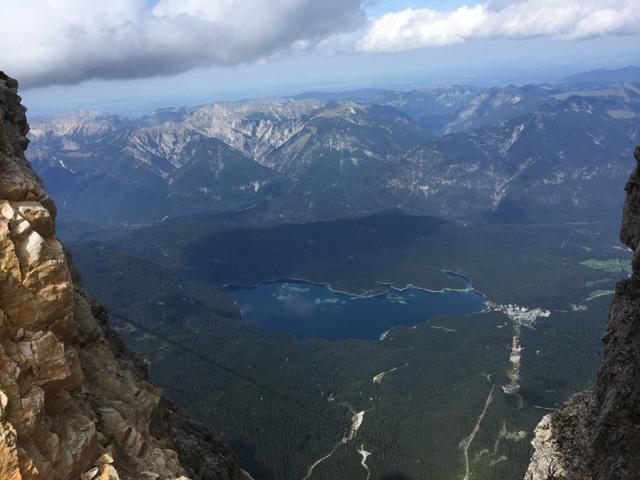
[
  {"left": 358, "top": 0, "right": 640, "bottom": 53},
  {"left": 1, "top": 0, "right": 365, "bottom": 88},
  {"left": 2, "top": 0, "right": 638, "bottom": 88}
]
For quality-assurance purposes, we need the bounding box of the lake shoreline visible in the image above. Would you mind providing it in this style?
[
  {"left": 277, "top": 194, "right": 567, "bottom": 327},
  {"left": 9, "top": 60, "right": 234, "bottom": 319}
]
[{"left": 226, "top": 272, "right": 487, "bottom": 341}]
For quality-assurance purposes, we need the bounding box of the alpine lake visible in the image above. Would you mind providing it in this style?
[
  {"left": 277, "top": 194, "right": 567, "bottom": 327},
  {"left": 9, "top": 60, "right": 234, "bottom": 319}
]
[{"left": 227, "top": 272, "right": 486, "bottom": 341}]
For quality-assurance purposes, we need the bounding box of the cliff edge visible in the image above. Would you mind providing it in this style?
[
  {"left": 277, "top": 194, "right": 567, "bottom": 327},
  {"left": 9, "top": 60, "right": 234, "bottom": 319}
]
[
  {"left": 526, "top": 146, "right": 640, "bottom": 479},
  {"left": 0, "top": 73, "right": 241, "bottom": 479}
]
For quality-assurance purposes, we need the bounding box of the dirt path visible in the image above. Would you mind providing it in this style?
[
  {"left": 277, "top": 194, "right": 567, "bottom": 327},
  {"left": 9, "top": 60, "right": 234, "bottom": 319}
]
[
  {"left": 302, "top": 403, "right": 368, "bottom": 480},
  {"left": 459, "top": 384, "right": 495, "bottom": 480}
]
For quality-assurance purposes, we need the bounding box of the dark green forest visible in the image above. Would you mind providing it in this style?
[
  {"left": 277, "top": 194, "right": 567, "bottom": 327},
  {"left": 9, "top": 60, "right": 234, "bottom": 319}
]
[{"left": 69, "top": 214, "right": 626, "bottom": 479}]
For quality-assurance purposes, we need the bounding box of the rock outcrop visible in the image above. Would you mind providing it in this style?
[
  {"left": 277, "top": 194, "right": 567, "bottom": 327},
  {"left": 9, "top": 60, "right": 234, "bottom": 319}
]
[
  {"left": 0, "top": 72, "right": 242, "bottom": 479},
  {"left": 525, "top": 146, "right": 640, "bottom": 480}
]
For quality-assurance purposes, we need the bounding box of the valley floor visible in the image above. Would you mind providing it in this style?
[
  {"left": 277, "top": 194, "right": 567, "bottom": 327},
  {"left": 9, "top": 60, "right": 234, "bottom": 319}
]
[{"left": 69, "top": 216, "right": 623, "bottom": 479}]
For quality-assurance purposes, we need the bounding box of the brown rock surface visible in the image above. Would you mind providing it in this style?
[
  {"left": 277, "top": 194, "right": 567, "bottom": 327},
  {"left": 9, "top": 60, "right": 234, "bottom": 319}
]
[{"left": 0, "top": 72, "right": 242, "bottom": 479}]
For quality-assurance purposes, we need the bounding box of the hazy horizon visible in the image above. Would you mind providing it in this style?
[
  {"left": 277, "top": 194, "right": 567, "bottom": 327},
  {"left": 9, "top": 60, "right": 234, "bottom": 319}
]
[
  {"left": 3, "top": 1, "right": 638, "bottom": 116},
  {"left": 19, "top": 60, "right": 640, "bottom": 118}
]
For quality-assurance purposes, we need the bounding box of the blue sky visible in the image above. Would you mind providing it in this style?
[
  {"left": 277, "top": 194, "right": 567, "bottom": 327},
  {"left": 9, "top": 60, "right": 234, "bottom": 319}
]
[
  {"left": 366, "top": 1, "right": 473, "bottom": 16},
  {"left": 3, "top": 0, "right": 637, "bottom": 116}
]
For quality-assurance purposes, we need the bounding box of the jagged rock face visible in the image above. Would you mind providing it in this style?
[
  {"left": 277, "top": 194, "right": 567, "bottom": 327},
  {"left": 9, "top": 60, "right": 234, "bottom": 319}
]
[
  {"left": 0, "top": 73, "right": 241, "bottom": 479},
  {"left": 590, "top": 145, "right": 640, "bottom": 479},
  {"left": 525, "top": 146, "right": 640, "bottom": 480}
]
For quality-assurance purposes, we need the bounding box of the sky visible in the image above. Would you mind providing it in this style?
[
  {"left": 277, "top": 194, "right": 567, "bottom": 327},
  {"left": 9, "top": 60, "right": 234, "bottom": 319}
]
[{"left": 1, "top": 0, "right": 638, "bottom": 116}]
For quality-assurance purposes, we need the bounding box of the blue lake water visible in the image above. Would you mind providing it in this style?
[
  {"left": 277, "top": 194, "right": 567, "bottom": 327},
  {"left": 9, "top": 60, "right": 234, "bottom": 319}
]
[{"left": 227, "top": 274, "right": 486, "bottom": 340}]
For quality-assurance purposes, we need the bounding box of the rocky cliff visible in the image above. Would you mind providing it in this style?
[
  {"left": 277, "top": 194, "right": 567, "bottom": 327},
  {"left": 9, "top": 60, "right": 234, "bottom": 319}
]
[
  {"left": 0, "top": 73, "right": 242, "bottom": 479},
  {"left": 526, "top": 145, "right": 640, "bottom": 479}
]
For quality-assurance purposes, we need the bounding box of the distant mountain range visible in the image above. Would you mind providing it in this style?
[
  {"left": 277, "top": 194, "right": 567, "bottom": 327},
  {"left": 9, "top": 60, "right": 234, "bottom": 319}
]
[
  {"left": 386, "top": 83, "right": 640, "bottom": 223},
  {"left": 28, "top": 67, "right": 640, "bottom": 227},
  {"left": 560, "top": 65, "right": 640, "bottom": 87},
  {"left": 293, "top": 85, "right": 480, "bottom": 132}
]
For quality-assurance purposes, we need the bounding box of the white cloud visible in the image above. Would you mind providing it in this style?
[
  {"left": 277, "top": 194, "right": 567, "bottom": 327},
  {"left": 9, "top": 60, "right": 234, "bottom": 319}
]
[
  {"left": 2, "top": 0, "right": 637, "bottom": 88},
  {"left": 0, "top": 0, "right": 365, "bottom": 88},
  {"left": 358, "top": 0, "right": 640, "bottom": 53}
]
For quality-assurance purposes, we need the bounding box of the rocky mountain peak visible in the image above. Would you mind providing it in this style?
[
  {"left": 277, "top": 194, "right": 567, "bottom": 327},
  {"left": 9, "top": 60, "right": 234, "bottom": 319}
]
[
  {"left": 0, "top": 73, "right": 50, "bottom": 209},
  {"left": 621, "top": 146, "right": 640, "bottom": 251},
  {"left": 0, "top": 73, "right": 241, "bottom": 479}
]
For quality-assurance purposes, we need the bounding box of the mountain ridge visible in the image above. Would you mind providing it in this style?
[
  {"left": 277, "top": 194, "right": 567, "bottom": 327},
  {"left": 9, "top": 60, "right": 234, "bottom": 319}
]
[{"left": 27, "top": 81, "right": 639, "bottom": 228}]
